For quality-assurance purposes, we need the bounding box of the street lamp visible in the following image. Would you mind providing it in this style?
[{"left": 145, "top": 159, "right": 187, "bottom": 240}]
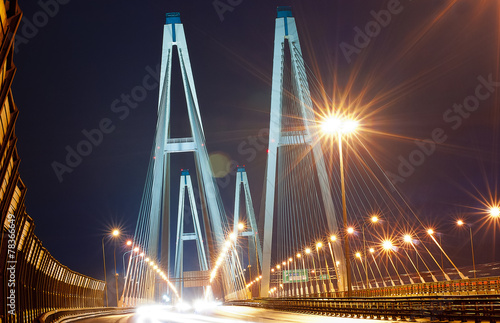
[
  {"left": 382, "top": 240, "right": 405, "bottom": 285},
  {"left": 457, "top": 220, "right": 476, "bottom": 279},
  {"left": 321, "top": 115, "right": 359, "bottom": 296},
  {"left": 316, "top": 242, "right": 326, "bottom": 294},
  {"left": 490, "top": 207, "right": 500, "bottom": 218},
  {"left": 102, "top": 228, "right": 120, "bottom": 307},
  {"left": 427, "top": 229, "right": 465, "bottom": 279},
  {"left": 112, "top": 230, "right": 121, "bottom": 307},
  {"left": 362, "top": 215, "right": 379, "bottom": 289}
]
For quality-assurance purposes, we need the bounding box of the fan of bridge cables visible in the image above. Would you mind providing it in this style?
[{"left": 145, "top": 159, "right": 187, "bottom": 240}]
[
  {"left": 121, "top": 81, "right": 248, "bottom": 304},
  {"left": 266, "top": 41, "right": 466, "bottom": 295},
  {"left": 120, "top": 98, "right": 174, "bottom": 306}
]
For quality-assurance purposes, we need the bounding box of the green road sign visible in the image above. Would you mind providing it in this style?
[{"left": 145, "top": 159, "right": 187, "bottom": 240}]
[{"left": 283, "top": 269, "right": 308, "bottom": 283}]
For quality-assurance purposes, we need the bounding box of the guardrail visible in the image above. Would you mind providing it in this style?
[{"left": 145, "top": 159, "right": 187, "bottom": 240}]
[
  {"left": 37, "top": 307, "right": 134, "bottom": 323},
  {"left": 350, "top": 277, "right": 500, "bottom": 297},
  {"left": 230, "top": 295, "right": 500, "bottom": 322},
  {"left": 274, "top": 276, "right": 500, "bottom": 298},
  {"left": 1, "top": 211, "right": 106, "bottom": 322}
]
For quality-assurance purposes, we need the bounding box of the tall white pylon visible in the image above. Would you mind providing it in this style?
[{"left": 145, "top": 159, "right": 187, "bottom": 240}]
[
  {"left": 260, "top": 6, "right": 346, "bottom": 297},
  {"left": 174, "top": 170, "right": 209, "bottom": 298},
  {"left": 232, "top": 166, "right": 263, "bottom": 278},
  {"left": 150, "top": 12, "right": 228, "bottom": 288}
]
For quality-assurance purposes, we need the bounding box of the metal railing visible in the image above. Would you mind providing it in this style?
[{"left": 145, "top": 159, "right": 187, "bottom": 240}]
[
  {"left": 230, "top": 295, "right": 500, "bottom": 322},
  {"left": 38, "top": 307, "right": 134, "bottom": 323},
  {"left": 272, "top": 276, "right": 500, "bottom": 298},
  {"left": 1, "top": 211, "right": 106, "bottom": 322}
]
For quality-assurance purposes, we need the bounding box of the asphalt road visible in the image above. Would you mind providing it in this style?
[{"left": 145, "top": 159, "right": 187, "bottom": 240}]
[{"left": 70, "top": 305, "right": 386, "bottom": 323}]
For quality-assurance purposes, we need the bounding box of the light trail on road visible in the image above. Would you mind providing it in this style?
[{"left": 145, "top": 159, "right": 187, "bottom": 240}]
[{"left": 71, "top": 305, "right": 386, "bottom": 323}]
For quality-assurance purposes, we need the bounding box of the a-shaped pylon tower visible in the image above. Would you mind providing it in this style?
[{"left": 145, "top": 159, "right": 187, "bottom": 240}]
[{"left": 260, "top": 6, "right": 347, "bottom": 296}]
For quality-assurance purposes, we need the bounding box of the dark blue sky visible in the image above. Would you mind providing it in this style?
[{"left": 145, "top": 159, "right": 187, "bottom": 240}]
[{"left": 11, "top": 0, "right": 500, "bottom": 282}]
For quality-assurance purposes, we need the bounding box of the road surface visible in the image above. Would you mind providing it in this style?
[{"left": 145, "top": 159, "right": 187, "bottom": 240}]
[{"left": 69, "top": 305, "right": 386, "bottom": 323}]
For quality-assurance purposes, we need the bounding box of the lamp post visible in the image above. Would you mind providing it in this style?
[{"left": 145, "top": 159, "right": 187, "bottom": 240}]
[
  {"left": 101, "top": 236, "right": 108, "bottom": 307},
  {"left": 457, "top": 220, "right": 476, "bottom": 279},
  {"left": 362, "top": 215, "right": 378, "bottom": 289},
  {"left": 427, "top": 229, "right": 466, "bottom": 279},
  {"left": 123, "top": 240, "right": 133, "bottom": 276},
  {"left": 321, "top": 116, "right": 358, "bottom": 297},
  {"left": 111, "top": 229, "right": 120, "bottom": 307},
  {"left": 102, "top": 229, "right": 121, "bottom": 307},
  {"left": 316, "top": 242, "right": 326, "bottom": 295},
  {"left": 297, "top": 253, "right": 305, "bottom": 296},
  {"left": 305, "top": 248, "right": 316, "bottom": 294}
]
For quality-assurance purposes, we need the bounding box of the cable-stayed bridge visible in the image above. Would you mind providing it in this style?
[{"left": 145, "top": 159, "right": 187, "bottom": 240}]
[
  {"left": 118, "top": 6, "right": 500, "bottom": 316},
  {"left": 3, "top": 3, "right": 499, "bottom": 323}
]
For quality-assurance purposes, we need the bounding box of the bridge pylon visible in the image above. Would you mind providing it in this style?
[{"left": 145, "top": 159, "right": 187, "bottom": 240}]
[
  {"left": 260, "top": 6, "right": 347, "bottom": 297},
  {"left": 232, "top": 166, "right": 263, "bottom": 284},
  {"left": 149, "top": 12, "right": 228, "bottom": 293},
  {"left": 174, "top": 169, "right": 210, "bottom": 298}
]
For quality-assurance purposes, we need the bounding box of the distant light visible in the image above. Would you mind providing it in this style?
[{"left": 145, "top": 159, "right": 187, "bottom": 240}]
[
  {"left": 296, "top": 253, "right": 301, "bottom": 258},
  {"left": 282, "top": 261, "right": 286, "bottom": 266},
  {"left": 371, "top": 216, "right": 379, "bottom": 223},
  {"left": 321, "top": 116, "right": 359, "bottom": 135},
  {"left": 369, "top": 248, "right": 375, "bottom": 253},
  {"left": 347, "top": 227, "right": 354, "bottom": 234},
  {"left": 330, "top": 235, "right": 337, "bottom": 242},
  {"left": 355, "top": 252, "right": 361, "bottom": 258},
  {"left": 316, "top": 242, "right": 323, "bottom": 248},
  {"left": 403, "top": 235, "right": 412, "bottom": 243},
  {"left": 229, "top": 233, "right": 236, "bottom": 240},
  {"left": 112, "top": 229, "right": 120, "bottom": 237},
  {"left": 140, "top": 252, "right": 145, "bottom": 257},
  {"left": 336, "top": 261, "right": 340, "bottom": 266},
  {"left": 238, "top": 222, "right": 245, "bottom": 231},
  {"left": 427, "top": 229, "right": 434, "bottom": 235},
  {"left": 271, "top": 268, "right": 274, "bottom": 272},
  {"left": 288, "top": 258, "right": 293, "bottom": 262},
  {"left": 276, "top": 265, "right": 281, "bottom": 269},
  {"left": 134, "top": 247, "right": 139, "bottom": 252},
  {"left": 382, "top": 240, "right": 393, "bottom": 250},
  {"left": 457, "top": 220, "right": 464, "bottom": 226},
  {"left": 305, "top": 248, "right": 311, "bottom": 254},
  {"left": 145, "top": 258, "right": 150, "bottom": 262},
  {"left": 490, "top": 207, "right": 500, "bottom": 218},
  {"left": 126, "top": 240, "right": 132, "bottom": 246}
]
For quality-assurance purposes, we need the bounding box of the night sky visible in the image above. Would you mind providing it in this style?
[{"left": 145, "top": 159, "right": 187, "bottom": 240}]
[{"left": 11, "top": 0, "right": 500, "bottom": 286}]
